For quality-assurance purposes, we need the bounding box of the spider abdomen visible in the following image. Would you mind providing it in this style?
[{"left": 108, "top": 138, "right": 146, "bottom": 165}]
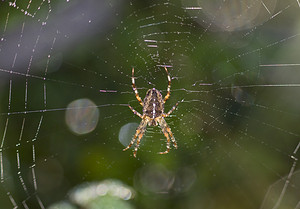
[{"left": 143, "top": 88, "right": 164, "bottom": 123}]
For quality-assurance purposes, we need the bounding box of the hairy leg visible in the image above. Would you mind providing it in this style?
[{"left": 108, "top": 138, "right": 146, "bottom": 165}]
[
  {"left": 163, "top": 67, "right": 171, "bottom": 103},
  {"left": 128, "top": 105, "right": 142, "bottom": 118},
  {"left": 132, "top": 68, "right": 143, "bottom": 106},
  {"left": 158, "top": 117, "right": 178, "bottom": 153},
  {"left": 163, "top": 102, "right": 179, "bottom": 118},
  {"left": 133, "top": 125, "right": 146, "bottom": 157},
  {"left": 123, "top": 120, "right": 147, "bottom": 152}
]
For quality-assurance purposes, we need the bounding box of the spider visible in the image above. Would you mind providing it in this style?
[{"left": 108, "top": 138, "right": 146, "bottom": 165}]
[{"left": 123, "top": 67, "right": 179, "bottom": 157}]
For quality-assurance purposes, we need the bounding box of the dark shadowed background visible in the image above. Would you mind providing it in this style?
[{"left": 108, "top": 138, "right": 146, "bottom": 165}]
[{"left": 0, "top": 0, "right": 300, "bottom": 209}]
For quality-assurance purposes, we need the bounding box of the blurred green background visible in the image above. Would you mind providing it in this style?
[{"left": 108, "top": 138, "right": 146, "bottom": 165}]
[{"left": 0, "top": 0, "right": 300, "bottom": 209}]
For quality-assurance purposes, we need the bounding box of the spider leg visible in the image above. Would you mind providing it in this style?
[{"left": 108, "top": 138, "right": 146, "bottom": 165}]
[
  {"left": 128, "top": 105, "right": 142, "bottom": 118},
  {"left": 163, "top": 101, "right": 179, "bottom": 118},
  {"left": 133, "top": 126, "right": 146, "bottom": 157},
  {"left": 163, "top": 67, "right": 171, "bottom": 103},
  {"left": 132, "top": 68, "right": 143, "bottom": 106},
  {"left": 123, "top": 120, "right": 147, "bottom": 157},
  {"left": 166, "top": 124, "right": 178, "bottom": 149},
  {"left": 158, "top": 117, "right": 178, "bottom": 154},
  {"left": 159, "top": 128, "right": 171, "bottom": 155}
]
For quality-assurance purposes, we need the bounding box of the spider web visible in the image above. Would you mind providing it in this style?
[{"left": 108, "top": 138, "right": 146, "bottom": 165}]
[{"left": 0, "top": 0, "right": 300, "bottom": 208}]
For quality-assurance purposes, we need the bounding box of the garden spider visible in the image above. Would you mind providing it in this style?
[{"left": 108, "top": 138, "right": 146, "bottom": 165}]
[{"left": 123, "top": 67, "right": 179, "bottom": 157}]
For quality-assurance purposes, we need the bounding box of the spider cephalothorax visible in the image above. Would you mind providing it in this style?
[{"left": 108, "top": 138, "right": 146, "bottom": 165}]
[{"left": 123, "top": 67, "right": 179, "bottom": 157}]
